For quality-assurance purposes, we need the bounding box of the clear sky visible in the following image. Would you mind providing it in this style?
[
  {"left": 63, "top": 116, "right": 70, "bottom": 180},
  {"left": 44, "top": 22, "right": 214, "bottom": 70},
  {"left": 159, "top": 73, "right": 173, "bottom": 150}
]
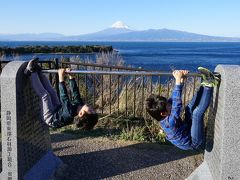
[{"left": 1, "top": 0, "right": 240, "bottom": 37}]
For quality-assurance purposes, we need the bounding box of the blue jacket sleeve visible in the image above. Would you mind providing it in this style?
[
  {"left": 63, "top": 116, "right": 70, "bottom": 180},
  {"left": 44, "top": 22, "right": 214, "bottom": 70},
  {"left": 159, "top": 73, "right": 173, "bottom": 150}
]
[{"left": 168, "top": 85, "right": 183, "bottom": 127}]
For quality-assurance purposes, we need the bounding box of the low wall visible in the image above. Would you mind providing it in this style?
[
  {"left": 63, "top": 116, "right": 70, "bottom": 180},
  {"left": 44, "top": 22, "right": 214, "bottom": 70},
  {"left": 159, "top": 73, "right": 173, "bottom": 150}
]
[
  {"left": 187, "top": 65, "right": 240, "bottom": 180},
  {"left": 0, "top": 61, "right": 62, "bottom": 180}
]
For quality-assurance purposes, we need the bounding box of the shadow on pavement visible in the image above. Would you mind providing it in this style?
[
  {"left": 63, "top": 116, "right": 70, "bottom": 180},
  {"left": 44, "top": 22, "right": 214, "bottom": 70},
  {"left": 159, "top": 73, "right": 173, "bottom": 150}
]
[{"left": 56, "top": 142, "right": 201, "bottom": 180}]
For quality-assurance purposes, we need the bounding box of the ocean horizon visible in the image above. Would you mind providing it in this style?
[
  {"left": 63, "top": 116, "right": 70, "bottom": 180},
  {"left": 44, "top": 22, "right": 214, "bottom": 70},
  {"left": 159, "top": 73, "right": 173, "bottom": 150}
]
[{"left": 1, "top": 41, "right": 240, "bottom": 72}]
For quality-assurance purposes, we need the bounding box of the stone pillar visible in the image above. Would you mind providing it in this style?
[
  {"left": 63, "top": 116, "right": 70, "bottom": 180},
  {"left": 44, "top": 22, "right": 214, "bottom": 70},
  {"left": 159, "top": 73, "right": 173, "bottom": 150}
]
[
  {"left": 187, "top": 65, "right": 240, "bottom": 180},
  {"left": 0, "top": 61, "right": 62, "bottom": 180}
]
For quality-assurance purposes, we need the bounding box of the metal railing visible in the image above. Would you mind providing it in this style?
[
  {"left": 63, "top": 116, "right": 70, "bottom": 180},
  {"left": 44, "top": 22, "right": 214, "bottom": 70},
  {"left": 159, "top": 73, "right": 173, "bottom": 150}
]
[{"left": 1, "top": 59, "right": 201, "bottom": 118}]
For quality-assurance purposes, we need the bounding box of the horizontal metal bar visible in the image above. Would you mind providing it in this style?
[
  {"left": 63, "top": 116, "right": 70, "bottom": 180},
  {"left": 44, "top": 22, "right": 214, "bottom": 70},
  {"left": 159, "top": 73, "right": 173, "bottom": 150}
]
[
  {"left": 62, "top": 61, "right": 147, "bottom": 71},
  {"left": 42, "top": 69, "right": 201, "bottom": 76}
]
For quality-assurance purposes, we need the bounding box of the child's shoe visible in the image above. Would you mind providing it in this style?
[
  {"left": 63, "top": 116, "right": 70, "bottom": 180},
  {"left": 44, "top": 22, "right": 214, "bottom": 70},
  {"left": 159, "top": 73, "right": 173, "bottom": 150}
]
[
  {"left": 24, "top": 58, "right": 39, "bottom": 75},
  {"left": 198, "top": 67, "right": 220, "bottom": 87}
]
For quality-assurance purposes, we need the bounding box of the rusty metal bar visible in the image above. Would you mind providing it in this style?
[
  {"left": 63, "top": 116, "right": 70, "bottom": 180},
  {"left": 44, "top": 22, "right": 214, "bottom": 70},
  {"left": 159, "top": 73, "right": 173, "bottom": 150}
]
[
  {"left": 1, "top": 60, "right": 202, "bottom": 119},
  {"left": 141, "top": 76, "right": 144, "bottom": 117},
  {"left": 167, "top": 76, "right": 170, "bottom": 98},
  {"left": 42, "top": 69, "right": 200, "bottom": 76},
  {"left": 125, "top": 76, "right": 128, "bottom": 117},
  {"left": 150, "top": 76, "right": 153, "bottom": 94},
  {"left": 76, "top": 64, "right": 80, "bottom": 87},
  {"left": 133, "top": 75, "right": 136, "bottom": 117},
  {"left": 53, "top": 58, "right": 59, "bottom": 97},
  {"left": 117, "top": 74, "right": 120, "bottom": 116},
  {"left": 93, "top": 67, "right": 96, "bottom": 108},
  {"left": 85, "top": 66, "right": 88, "bottom": 103},
  {"left": 158, "top": 76, "right": 161, "bottom": 96},
  {"left": 61, "top": 61, "right": 149, "bottom": 72},
  {"left": 109, "top": 67, "right": 112, "bottom": 114},
  {"left": 101, "top": 67, "right": 104, "bottom": 114}
]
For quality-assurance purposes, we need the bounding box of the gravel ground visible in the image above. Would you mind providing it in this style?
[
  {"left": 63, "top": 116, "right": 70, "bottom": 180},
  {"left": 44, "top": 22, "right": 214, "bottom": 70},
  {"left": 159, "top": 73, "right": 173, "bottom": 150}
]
[
  {"left": 51, "top": 132, "right": 203, "bottom": 180},
  {"left": 0, "top": 132, "right": 203, "bottom": 179}
]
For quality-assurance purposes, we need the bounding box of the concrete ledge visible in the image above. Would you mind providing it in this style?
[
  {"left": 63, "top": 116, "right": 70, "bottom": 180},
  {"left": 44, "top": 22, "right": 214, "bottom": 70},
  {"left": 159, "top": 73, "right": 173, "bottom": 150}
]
[
  {"left": 23, "top": 151, "right": 62, "bottom": 180},
  {"left": 186, "top": 161, "right": 213, "bottom": 180}
]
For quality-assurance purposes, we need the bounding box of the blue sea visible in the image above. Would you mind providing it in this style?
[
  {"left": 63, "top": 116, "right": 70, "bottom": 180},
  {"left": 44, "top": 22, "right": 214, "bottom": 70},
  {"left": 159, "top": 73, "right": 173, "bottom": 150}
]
[{"left": 1, "top": 41, "right": 240, "bottom": 72}]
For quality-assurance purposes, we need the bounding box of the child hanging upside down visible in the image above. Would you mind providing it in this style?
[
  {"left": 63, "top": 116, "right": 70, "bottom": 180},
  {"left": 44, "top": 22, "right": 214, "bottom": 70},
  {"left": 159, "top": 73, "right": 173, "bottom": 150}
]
[
  {"left": 24, "top": 58, "right": 98, "bottom": 130},
  {"left": 145, "top": 67, "right": 220, "bottom": 150}
]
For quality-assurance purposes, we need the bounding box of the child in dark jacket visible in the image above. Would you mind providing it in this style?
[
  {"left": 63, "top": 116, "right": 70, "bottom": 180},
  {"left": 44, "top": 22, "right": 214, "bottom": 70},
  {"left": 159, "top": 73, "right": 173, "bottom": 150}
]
[
  {"left": 25, "top": 58, "right": 98, "bottom": 130},
  {"left": 145, "top": 68, "right": 220, "bottom": 150}
]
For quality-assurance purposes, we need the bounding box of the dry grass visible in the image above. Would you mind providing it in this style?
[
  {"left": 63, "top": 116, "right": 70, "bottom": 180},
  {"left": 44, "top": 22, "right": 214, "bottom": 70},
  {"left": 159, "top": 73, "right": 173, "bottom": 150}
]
[
  {"left": 0, "top": 52, "right": 202, "bottom": 143},
  {"left": 60, "top": 52, "right": 202, "bottom": 142}
]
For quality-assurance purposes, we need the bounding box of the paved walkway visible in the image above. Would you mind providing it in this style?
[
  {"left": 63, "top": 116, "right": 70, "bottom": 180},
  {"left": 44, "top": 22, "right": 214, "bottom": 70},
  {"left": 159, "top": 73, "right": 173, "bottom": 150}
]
[{"left": 51, "top": 132, "right": 203, "bottom": 180}]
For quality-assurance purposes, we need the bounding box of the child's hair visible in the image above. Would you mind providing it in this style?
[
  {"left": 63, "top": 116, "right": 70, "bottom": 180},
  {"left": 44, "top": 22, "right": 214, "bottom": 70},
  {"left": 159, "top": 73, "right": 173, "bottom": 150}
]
[
  {"left": 74, "top": 113, "right": 98, "bottom": 130},
  {"left": 145, "top": 94, "right": 168, "bottom": 121}
]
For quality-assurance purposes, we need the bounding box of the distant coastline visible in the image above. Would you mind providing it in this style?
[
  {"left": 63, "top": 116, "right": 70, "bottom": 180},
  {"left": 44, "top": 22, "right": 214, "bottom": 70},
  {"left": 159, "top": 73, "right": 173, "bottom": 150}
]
[
  {"left": 1, "top": 26, "right": 240, "bottom": 42},
  {"left": 1, "top": 42, "right": 240, "bottom": 73},
  {"left": 0, "top": 45, "right": 113, "bottom": 55}
]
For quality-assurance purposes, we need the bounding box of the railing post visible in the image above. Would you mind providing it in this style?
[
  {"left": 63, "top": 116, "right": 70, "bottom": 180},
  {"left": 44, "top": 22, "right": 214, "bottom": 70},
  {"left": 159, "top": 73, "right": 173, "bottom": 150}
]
[
  {"left": 0, "top": 59, "right": 2, "bottom": 74},
  {"left": 54, "top": 58, "right": 60, "bottom": 97}
]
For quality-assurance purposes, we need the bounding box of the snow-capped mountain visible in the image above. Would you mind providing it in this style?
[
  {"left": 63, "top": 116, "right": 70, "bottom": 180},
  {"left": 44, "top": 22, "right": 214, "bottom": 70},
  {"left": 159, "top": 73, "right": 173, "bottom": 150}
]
[
  {"left": 89, "top": 22, "right": 133, "bottom": 35},
  {"left": 111, "top": 21, "right": 131, "bottom": 29},
  {"left": 66, "top": 21, "right": 133, "bottom": 40},
  {"left": 1, "top": 21, "right": 240, "bottom": 42},
  {"left": 65, "top": 25, "right": 240, "bottom": 42}
]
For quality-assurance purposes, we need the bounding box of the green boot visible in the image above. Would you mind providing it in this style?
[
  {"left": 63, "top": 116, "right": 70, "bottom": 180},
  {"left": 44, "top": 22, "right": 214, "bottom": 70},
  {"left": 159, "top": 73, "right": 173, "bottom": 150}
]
[{"left": 198, "top": 67, "right": 220, "bottom": 87}]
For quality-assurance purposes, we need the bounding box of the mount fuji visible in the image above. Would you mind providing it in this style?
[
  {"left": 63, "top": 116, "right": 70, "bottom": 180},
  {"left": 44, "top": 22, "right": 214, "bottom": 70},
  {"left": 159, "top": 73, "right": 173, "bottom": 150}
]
[
  {"left": 65, "top": 21, "right": 133, "bottom": 41},
  {"left": 62, "top": 21, "right": 240, "bottom": 42},
  {"left": 1, "top": 21, "right": 240, "bottom": 42},
  {"left": 97, "top": 21, "right": 133, "bottom": 35}
]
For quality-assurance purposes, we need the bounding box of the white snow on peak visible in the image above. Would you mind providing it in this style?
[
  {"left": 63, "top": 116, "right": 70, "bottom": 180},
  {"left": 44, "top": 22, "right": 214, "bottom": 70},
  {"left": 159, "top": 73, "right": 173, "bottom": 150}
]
[{"left": 111, "top": 21, "right": 130, "bottom": 29}]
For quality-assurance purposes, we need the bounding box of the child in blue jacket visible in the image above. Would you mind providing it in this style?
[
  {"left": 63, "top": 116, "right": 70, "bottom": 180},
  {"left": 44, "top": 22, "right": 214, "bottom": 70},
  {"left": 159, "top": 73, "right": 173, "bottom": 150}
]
[{"left": 145, "top": 68, "right": 219, "bottom": 150}]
